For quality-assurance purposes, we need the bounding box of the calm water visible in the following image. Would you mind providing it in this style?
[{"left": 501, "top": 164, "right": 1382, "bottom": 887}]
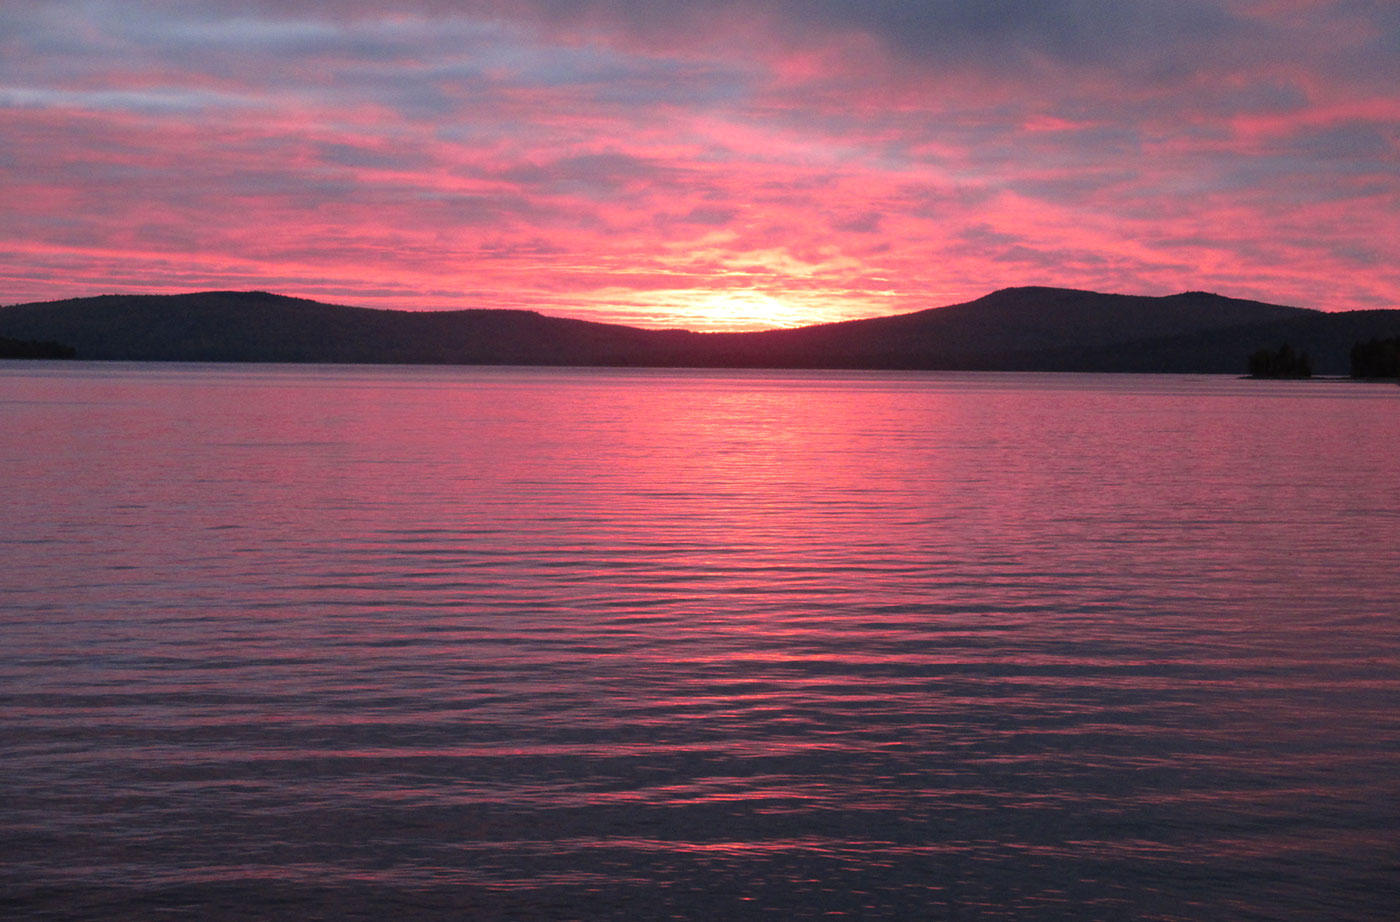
[{"left": 2, "top": 363, "right": 1399, "bottom": 921}]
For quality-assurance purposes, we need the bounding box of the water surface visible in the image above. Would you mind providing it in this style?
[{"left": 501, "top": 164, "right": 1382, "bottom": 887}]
[{"left": 3, "top": 364, "right": 1398, "bottom": 920}]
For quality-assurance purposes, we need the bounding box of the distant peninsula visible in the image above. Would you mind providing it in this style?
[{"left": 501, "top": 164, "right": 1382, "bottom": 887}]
[{"left": 2, "top": 287, "right": 1398, "bottom": 376}]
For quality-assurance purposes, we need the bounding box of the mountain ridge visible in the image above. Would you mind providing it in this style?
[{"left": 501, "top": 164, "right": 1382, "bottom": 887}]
[{"left": 2, "top": 286, "right": 1396, "bottom": 375}]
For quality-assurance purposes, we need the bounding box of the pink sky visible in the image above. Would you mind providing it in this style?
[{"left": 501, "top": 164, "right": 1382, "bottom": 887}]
[{"left": 2, "top": 1, "right": 1397, "bottom": 330}]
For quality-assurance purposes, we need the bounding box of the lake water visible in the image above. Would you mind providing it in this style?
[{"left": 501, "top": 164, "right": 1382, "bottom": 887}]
[{"left": 2, "top": 363, "right": 1399, "bottom": 921}]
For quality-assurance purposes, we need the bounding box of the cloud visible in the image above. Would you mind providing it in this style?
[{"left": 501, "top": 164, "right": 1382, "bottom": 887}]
[{"left": 1, "top": 0, "right": 1397, "bottom": 328}]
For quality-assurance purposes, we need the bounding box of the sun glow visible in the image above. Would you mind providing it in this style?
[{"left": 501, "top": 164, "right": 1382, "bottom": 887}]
[
  {"left": 580, "top": 287, "right": 894, "bottom": 332},
  {"left": 680, "top": 290, "right": 815, "bottom": 331}
]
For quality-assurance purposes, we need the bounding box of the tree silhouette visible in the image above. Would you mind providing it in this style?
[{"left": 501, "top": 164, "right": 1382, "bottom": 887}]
[
  {"left": 1248, "top": 343, "right": 1311, "bottom": 378},
  {"left": 1349, "top": 337, "right": 1400, "bottom": 378}
]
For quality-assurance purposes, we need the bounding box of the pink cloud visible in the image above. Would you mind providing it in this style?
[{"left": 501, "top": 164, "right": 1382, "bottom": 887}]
[{"left": 1, "top": 1, "right": 1397, "bottom": 330}]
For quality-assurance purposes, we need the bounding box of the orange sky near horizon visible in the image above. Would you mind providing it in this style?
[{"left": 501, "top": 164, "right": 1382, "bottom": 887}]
[{"left": 2, "top": 1, "right": 1397, "bottom": 332}]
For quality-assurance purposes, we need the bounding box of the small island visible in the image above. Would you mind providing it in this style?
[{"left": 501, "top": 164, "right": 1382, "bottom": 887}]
[{"left": 1248, "top": 343, "right": 1311, "bottom": 378}]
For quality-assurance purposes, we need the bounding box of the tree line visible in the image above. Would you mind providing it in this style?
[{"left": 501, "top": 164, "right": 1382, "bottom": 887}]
[
  {"left": 1247, "top": 337, "right": 1400, "bottom": 379},
  {"left": 0, "top": 336, "right": 76, "bottom": 359},
  {"left": 1350, "top": 337, "right": 1400, "bottom": 379}
]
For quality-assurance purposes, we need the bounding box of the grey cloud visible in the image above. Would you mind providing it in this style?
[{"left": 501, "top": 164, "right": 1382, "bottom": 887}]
[
  {"left": 0, "top": 86, "right": 258, "bottom": 113},
  {"left": 956, "top": 224, "right": 1023, "bottom": 248},
  {"left": 830, "top": 211, "right": 883, "bottom": 234},
  {"left": 10, "top": 1, "right": 1392, "bottom": 115},
  {"left": 25, "top": 1, "right": 1400, "bottom": 74},
  {"left": 1285, "top": 122, "right": 1395, "bottom": 162},
  {"left": 315, "top": 142, "right": 430, "bottom": 171},
  {"left": 785, "top": 0, "right": 1245, "bottom": 67},
  {"left": 0, "top": 1, "right": 1256, "bottom": 73},
  {"left": 502, "top": 152, "right": 672, "bottom": 193},
  {"left": 523, "top": 0, "right": 1270, "bottom": 87},
  {"left": 678, "top": 206, "right": 738, "bottom": 225}
]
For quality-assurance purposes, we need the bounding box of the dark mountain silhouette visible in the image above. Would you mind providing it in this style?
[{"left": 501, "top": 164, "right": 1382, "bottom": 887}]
[{"left": 2, "top": 287, "right": 1397, "bottom": 374}]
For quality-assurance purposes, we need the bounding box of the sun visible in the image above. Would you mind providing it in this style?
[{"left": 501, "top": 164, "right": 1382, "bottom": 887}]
[{"left": 644, "top": 289, "right": 828, "bottom": 333}]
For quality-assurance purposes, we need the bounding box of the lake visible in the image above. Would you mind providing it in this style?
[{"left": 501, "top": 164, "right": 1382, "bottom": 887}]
[{"left": 2, "top": 363, "right": 1398, "bottom": 921}]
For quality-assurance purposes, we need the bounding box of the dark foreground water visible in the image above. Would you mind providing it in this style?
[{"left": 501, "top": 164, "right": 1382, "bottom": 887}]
[{"left": 2, "top": 363, "right": 1399, "bottom": 921}]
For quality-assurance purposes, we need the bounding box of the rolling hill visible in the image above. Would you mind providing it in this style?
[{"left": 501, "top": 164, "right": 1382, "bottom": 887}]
[{"left": 2, "top": 287, "right": 1397, "bottom": 374}]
